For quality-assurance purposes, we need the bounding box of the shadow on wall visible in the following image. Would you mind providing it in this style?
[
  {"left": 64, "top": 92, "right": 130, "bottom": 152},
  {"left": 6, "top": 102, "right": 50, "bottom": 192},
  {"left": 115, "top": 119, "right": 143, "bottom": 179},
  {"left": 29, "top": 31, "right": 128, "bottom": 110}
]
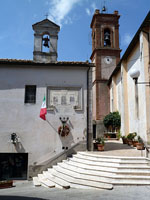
[
  {"left": 14, "top": 143, "right": 26, "bottom": 153},
  {"left": 0, "top": 196, "right": 46, "bottom": 200}
]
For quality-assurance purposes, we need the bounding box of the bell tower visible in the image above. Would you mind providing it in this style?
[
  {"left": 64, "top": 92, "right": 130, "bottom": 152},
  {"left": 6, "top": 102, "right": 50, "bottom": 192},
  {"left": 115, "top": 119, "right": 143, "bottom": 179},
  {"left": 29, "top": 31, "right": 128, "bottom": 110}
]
[
  {"left": 32, "top": 19, "right": 60, "bottom": 63},
  {"left": 91, "top": 9, "right": 121, "bottom": 135}
]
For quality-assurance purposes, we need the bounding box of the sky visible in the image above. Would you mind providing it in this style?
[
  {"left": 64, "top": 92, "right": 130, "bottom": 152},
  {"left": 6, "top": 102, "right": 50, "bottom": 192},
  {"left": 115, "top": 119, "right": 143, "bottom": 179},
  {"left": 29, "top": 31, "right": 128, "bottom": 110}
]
[{"left": 0, "top": 0, "right": 149, "bottom": 62}]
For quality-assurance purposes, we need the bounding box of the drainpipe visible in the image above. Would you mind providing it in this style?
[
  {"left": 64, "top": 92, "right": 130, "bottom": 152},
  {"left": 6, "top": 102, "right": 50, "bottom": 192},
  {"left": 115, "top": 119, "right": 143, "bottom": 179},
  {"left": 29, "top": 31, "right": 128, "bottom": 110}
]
[{"left": 87, "top": 63, "right": 93, "bottom": 151}]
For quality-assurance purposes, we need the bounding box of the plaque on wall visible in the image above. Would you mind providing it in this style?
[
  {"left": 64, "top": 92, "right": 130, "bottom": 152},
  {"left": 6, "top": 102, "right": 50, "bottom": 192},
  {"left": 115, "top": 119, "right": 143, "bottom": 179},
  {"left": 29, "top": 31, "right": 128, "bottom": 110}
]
[{"left": 47, "top": 87, "right": 82, "bottom": 110}]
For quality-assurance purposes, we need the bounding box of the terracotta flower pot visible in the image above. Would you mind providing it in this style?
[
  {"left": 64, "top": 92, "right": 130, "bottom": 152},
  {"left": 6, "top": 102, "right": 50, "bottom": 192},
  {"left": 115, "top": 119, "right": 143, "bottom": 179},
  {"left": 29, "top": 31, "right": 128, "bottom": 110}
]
[
  {"left": 97, "top": 144, "right": 104, "bottom": 151},
  {"left": 127, "top": 139, "right": 133, "bottom": 146},
  {"left": 132, "top": 141, "right": 138, "bottom": 147},
  {"left": 0, "top": 180, "right": 13, "bottom": 189},
  {"left": 136, "top": 143, "right": 145, "bottom": 150}
]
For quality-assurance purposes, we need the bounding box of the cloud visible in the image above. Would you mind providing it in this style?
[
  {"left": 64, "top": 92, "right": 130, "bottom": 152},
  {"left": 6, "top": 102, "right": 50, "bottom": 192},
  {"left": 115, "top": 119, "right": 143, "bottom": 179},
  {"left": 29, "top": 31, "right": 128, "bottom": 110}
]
[
  {"left": 85, "top": 2, "right": 96, "bottom": 16},
  {"left": 122, "top": 33, "right": 132, "bottom": 46},
  {"left": 86, "top": 8, "right": 91, "bottom": 16},
  {"left": 47, "top": 0, "right": 81, "bottom": 27}
]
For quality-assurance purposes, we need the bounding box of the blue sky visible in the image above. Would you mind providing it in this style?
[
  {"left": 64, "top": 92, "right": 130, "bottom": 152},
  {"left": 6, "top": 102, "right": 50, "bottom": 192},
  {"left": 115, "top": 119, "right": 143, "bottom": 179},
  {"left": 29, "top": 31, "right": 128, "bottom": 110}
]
[{"left": 0, "top": 0, "right": 149, "bottom": 61}]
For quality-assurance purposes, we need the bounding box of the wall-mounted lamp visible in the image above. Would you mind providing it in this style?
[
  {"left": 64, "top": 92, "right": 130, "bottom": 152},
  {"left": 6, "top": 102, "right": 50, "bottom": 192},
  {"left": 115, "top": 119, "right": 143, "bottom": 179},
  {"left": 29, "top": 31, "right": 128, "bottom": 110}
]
[
  {"left": 130, "top": 69, "right": 150, "bottom": 86},
  {"left": 11, "top": 133, "right": 18, "bottom": 144}
]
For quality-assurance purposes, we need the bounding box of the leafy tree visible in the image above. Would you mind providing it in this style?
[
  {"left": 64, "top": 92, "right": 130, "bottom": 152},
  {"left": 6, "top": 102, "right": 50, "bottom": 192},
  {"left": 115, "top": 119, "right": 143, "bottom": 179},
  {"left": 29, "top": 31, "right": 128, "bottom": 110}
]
[{"left": 103, "top": 111, "right": 121, "bottom": 132}]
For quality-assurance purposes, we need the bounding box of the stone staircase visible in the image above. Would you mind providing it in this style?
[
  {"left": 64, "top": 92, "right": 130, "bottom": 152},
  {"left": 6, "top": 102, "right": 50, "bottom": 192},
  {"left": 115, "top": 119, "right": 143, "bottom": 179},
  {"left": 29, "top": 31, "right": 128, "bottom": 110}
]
[{"left": 33, "top": 151, "right": 150, "bottom": 190}]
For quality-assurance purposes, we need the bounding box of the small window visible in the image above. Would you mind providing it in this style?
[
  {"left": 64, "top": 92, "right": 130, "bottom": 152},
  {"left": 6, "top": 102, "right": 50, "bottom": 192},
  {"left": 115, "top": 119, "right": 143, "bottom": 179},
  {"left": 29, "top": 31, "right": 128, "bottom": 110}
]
[{"left": 25, "top": 85, "right": 36, "bottom": 104}]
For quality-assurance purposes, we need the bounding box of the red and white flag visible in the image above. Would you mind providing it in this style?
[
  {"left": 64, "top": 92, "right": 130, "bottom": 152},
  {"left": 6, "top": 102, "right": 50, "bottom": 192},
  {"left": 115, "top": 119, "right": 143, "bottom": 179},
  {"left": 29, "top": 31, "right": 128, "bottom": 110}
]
[{"left": 39, "top": 95, "right": 47, "bottom": 120}]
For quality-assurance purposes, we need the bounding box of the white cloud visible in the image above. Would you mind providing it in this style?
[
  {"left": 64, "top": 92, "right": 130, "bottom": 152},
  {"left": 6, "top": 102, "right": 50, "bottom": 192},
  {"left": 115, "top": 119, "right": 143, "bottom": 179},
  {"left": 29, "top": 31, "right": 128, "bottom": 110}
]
[
  {"left": 47, "top": 0, "right": 81, "bottom": 27},
  {"left": 86, "top": 8, "right": 91, "bottom": 16},
  {"left": 85, "top": 2, "right": 96, "bottom": 16},
  {"left": 122, "top": 33, "right": 132, "bottom": 46}
]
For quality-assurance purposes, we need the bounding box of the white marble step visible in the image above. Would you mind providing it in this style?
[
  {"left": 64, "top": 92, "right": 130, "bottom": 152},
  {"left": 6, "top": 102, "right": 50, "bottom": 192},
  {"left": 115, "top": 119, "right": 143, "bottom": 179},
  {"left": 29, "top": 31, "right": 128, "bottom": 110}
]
[
  {"left": 33, "top": 177, "right": 41, "bottom": 186},
  {"left": 58, "top": 162, "right": 115, "bottom": 178},
  {"left": 52, "top": 166, "right": 113, "bottom": 190},
  {"left": 59, "top": 162, "right": 150, "bottom": 180},
  {"left": 73, "top": 154, "right": 149, "bottom": 167},
  {"left": 78, "top": 152, "right": 148, "bottom": 161},
  {"left": 44, "top": 170, "right": 70, "bottom": 189},
  {"left": 76, "top": 153, "right": 149, "bottom": 165},
  {"left": 70, "top": 157, "right": 150, "bottom": 170},
  {"left": 57, "top": 163, "right": 150, "bottom": 185},
  {"left": 53, "top": 165, "right": 113, "bottom": 184},
  {"left": 66, "top": 159, "right": 150, "bottom": 175},
  {"left": 38, "top": 174, "right": 55, "bottom": 188}
]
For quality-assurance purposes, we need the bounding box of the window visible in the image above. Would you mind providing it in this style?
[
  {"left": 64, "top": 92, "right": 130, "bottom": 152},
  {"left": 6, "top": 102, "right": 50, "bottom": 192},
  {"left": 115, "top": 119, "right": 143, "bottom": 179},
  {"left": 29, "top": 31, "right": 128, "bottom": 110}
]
[{"left": 25, "top": 85, "right": 36, "bottom": 104}]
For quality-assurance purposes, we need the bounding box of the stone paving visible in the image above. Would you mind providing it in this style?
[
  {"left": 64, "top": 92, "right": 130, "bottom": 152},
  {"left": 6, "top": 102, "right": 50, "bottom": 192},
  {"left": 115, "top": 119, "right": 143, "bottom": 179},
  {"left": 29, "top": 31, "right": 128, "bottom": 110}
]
[
  {"left": 0, "top": 180, "right": 150, "bottom": 200},
  {"left": 92, "top": 140, "right": 146, "bottom": 157}
]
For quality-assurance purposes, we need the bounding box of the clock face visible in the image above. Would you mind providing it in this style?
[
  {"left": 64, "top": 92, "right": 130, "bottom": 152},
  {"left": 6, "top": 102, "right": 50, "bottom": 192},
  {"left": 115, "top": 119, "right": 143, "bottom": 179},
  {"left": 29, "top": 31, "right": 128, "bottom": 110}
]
[{"left": 104, "top": 56, "right": 112, "bottom": 64}]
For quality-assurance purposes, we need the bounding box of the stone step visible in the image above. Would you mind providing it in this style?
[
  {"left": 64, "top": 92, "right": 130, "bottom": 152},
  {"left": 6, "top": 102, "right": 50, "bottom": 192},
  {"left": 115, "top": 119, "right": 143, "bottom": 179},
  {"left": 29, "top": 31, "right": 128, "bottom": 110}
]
[
  {"left": 57, "top": 163, "right": 150, "bottom": 185},
  {"left": 76, "top": 152, "right": 150, "bottom": 164},
  {"left": 66, "top": 160, "right": 150, "bottom": 175},
  {"left": 52, "top": 166, "right": 113, "bottom": 190},
  {"left": 70, "top": 157, "right": 150, "bottom": 170},
  {"left": 54, "top": 165, "right": 113, "bottom": 184},
  {"left": 78, "top": 152, "right": 148, "bottom": 161},
  {"left": 44, "top": 170, "right": 70, "bottom": 189},
  {"left": 33, "top": 177, "right": 41, "bottom": 187},
  {"left": 73, "top": 154, "right": 149, "bottom": 167},
  {"left": 38, "top": 174, "right": 55, "bottom": 188},
  {"left": 58, "top": 162, "right": 115, "bottom": 178}
]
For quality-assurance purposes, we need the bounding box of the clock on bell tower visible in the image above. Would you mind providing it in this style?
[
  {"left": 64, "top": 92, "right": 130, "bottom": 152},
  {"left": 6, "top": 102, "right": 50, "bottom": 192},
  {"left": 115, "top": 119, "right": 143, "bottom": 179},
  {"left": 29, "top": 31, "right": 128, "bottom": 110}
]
[{"left": 90, "top": 9, "right": 121, "bottom": 135}]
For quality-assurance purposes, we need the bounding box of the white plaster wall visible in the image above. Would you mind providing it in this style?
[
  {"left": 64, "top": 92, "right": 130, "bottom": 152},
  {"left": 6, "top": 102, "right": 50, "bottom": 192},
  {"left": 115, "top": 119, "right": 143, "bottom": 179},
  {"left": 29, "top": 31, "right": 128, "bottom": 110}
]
[
  {"left": 109, "top": 83, "right": 113, "bottom": 112},
  {"left": 116, "top": 71, "right": 121, "bottom": 113},
  {"left": 0, "top": 65, "right": 88, "bottom": 165},
  {"left": 127, "top": 35, "right": 147, "bottom": 140},
  {"left": 92, "top": 84, "right": 96, "bottom": 120}
]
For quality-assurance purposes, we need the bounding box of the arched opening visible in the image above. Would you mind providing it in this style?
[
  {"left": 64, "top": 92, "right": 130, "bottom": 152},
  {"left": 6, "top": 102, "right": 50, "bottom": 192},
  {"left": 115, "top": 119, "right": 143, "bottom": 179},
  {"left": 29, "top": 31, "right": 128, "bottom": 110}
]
[
  {"left": 42, "top": 34, "right": 50, "bottom": 53},
  {"left": 104, "top": 28, "right": 111, "bottom": 47}
]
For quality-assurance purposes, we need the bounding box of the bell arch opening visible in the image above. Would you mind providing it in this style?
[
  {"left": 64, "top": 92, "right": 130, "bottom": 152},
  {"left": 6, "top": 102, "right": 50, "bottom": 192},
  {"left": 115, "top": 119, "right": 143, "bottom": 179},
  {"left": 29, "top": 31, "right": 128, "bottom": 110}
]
[
  {"left": 42, "top": 34, "right": 50, "bottom": 53},
  {"left": 104, "top": 28, "right": 111, "bottom": 47}
]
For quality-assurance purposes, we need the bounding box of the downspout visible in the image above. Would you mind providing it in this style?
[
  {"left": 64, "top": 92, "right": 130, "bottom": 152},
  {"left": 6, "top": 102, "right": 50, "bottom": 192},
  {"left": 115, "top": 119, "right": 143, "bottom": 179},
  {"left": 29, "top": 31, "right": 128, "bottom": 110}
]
[
  {"left": 87, "top": 64, "right": 93, "bottom": 151},
  {"left": 87, "top": 66, "right": 90, "bottom": 151}
]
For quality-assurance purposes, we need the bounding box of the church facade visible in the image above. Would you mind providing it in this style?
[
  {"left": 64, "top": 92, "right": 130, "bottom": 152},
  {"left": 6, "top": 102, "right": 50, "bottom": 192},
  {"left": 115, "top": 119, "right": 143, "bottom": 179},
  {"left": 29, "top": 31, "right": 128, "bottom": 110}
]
[
  {"left": 109, "top": 11, "right": 150, "bottom": 145},
  {"left": 0, "top": 19, "right": 93, "bottom": 179}
]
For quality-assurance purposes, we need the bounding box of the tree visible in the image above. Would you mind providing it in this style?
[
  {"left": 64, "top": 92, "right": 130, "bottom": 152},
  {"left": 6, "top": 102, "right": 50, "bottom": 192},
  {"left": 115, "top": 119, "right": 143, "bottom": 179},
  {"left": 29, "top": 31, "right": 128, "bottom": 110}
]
[{"left": 103, "top": 111, "right": 121, "bottom": 132}]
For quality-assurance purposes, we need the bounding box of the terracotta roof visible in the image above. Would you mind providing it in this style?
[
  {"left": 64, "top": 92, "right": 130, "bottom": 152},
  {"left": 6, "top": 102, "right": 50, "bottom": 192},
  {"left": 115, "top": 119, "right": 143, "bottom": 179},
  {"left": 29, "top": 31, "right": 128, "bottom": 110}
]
[{"left": 0, "top": 58, "right": 94, "bottom": 68}]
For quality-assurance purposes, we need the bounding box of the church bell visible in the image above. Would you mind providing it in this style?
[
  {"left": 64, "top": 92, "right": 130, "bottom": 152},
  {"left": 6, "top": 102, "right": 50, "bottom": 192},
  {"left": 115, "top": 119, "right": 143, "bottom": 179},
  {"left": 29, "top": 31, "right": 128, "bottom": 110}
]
[{"left": 43, "top": 36, "right": 49, "bottom": 48}]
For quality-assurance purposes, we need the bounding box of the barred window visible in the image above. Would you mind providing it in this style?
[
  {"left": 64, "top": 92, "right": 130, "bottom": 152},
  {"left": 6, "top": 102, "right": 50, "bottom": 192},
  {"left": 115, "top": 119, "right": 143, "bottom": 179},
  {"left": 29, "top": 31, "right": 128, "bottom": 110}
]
[{"left": 25, "top": 85, "right": 36, "bottom": 104}]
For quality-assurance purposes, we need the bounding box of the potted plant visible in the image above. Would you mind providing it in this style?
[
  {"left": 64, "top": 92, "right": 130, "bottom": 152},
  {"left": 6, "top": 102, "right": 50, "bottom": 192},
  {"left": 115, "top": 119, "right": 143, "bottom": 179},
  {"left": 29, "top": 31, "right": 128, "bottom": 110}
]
[
  {"left": 95, "top": 137, "right": 105, "bottom": 151},
  {"left": 116, "top": 130, "right": 121, "bottom": 140},
  {"left": 0, "top": 180, "right": 13, "bottom": 189},
  {"left": 121, "top": 136, "right": 128, "bottom": 144},
  {"left": 136, "top": 136, "right": 145, "bottom": 150},
  {"left": 126, "top": 132, "right": 137, "bottom": 145}
]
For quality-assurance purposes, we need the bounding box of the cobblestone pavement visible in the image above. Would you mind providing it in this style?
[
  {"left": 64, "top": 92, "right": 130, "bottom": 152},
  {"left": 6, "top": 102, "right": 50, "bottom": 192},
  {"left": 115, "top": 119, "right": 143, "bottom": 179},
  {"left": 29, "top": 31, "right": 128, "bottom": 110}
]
[{"left": 0, "top": 181, "right": 150, "bottom": 200}]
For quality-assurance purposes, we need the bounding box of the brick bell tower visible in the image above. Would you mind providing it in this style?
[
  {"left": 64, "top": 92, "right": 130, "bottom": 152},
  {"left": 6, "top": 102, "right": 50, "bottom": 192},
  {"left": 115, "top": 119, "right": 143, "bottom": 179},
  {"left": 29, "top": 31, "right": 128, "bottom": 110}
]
[{"left": 90, "top": 9, "right": 121, "bottom": 136}]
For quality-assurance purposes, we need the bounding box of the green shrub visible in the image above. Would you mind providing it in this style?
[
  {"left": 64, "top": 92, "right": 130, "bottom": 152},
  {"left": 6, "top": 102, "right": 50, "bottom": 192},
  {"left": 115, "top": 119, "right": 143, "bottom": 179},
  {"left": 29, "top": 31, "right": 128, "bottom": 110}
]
[
  {"left": 95, "top": 137, "right": 105, "bottom": 145},
  {"left": 103, "top": 111, "right": 121, "bottom": 132},
  {"left": 127, "top": 132, "right": 137, "bottom": 140}
]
